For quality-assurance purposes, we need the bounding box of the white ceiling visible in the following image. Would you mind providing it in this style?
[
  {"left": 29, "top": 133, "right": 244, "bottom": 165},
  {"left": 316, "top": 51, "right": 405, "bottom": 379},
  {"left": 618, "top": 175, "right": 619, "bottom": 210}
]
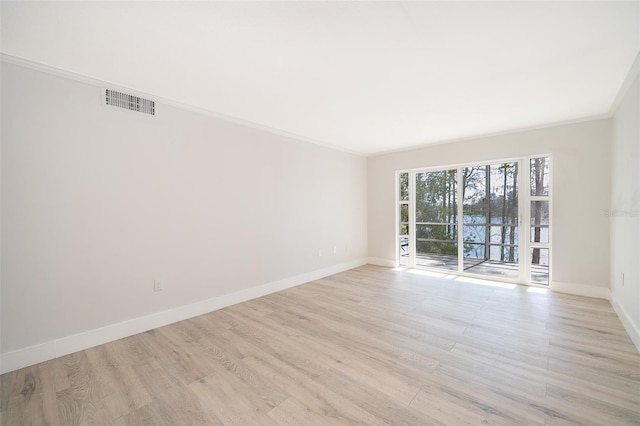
[{"left": 1, "top": 1, "right": 639, "bottom": 155}]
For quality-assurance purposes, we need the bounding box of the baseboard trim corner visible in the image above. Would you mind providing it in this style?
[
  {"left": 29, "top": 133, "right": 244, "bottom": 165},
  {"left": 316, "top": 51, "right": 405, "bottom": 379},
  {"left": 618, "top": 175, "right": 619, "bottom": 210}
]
[
  {"left": 1, "top": 258, "right": 367, "bottom": 374},
  {"left": 367, "top": 257, "right": 397, "bottom": 267},
  {"left": 550, "top": 281, "right": 610, "bottom": 300},
  {"left": 610, "top": 294, "right": 640, "bottom": 352}
]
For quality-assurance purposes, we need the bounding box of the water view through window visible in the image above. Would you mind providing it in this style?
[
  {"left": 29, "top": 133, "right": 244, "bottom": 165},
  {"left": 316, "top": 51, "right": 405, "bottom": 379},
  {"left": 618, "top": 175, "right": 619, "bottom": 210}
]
[{"left": 398, "top": 157, "right": 550, "bottom": 285}]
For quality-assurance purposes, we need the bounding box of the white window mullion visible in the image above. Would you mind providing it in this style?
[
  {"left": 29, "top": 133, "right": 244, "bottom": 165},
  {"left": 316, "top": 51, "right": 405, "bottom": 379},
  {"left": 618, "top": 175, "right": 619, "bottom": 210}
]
[
  {"left": 520, "top": 158, "right": 530, "bottom": 284},
  {"left": 457, "top": 166, "right": 464, "bottom": 273},
  {"left": 409, "top": 170, "right": 416, "bottom": 267}
]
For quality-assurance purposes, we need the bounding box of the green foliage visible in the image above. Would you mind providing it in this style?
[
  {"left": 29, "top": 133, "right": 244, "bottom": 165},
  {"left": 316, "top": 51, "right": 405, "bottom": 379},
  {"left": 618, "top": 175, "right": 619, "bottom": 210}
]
[
  {"left": 415, "top": 170, "right": 457, "bottom": 223},
  {"left": 415, "top": 170, "right": 458, "bottom": 256},
  {"left": 416, "top": 240, "right": 457, "bottom": 256}
]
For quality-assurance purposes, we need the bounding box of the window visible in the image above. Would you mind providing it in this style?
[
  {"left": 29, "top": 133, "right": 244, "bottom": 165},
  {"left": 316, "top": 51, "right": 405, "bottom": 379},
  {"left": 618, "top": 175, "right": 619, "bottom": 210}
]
[
  {"left": 529, "top": 157, "right": 551, "bottom": 284},
  {"left": 398, "top": 172, "right": 410, "bottom": 266},
  {"left": 397, "top": 156, "right": 551, "bottom": 286}
]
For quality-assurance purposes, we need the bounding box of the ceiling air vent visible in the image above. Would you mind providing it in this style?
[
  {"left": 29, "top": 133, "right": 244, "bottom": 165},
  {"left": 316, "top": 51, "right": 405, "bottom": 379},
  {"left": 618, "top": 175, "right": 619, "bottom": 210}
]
[{"left": 104, "top": 89, "right": 156, "bottom": 116}]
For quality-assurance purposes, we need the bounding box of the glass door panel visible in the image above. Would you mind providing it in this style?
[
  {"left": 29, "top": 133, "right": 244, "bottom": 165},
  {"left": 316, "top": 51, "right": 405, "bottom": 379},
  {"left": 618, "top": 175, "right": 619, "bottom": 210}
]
[
  {"left": 415, "top": 170, "right": 458, "bottom": 271},
  {"left": 462, "top": 163, "right": 519, "bottom": 279},
  {"left": 462, "top": 166, "right": 488, "bottom": 269}
]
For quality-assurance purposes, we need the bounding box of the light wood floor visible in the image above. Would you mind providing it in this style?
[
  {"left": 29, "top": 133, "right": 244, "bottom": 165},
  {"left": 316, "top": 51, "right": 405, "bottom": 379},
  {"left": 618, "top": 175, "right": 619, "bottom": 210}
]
[{"left": 2, "top": 265, "right": 639, "bottom": 425}]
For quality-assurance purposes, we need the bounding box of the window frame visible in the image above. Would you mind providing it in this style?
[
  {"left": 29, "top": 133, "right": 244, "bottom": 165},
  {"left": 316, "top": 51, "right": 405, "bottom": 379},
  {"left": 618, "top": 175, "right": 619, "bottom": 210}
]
[{"left": 396, "top": 154, "right": 552, "bottom": 286}]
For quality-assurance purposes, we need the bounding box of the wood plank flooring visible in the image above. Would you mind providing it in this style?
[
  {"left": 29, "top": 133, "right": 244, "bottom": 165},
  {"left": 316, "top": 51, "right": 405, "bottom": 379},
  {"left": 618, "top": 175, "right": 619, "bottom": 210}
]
[{"left": 2, "top": 265, "right": 639, "bottom": 425}]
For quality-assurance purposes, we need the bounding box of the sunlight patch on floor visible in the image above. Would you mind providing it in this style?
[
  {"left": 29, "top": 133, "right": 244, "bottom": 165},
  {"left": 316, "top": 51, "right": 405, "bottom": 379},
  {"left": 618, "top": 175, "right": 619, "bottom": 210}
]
[
  {"left": 454, "top": 276, "right": 518, "bottom": 289},
  {"left": 405, "top": 268, "right": 456, "bottom": 279},
  {"left": 527, "top": 287, "right": 549, "bottom": 294},
  {"left": 395, "top": 267, "right": 523, "bottom": 289}
]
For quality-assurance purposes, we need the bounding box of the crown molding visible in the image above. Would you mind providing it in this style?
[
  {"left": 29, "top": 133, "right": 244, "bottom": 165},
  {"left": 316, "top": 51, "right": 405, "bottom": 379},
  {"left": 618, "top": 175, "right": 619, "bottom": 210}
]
[
  {"left": 4, "top": 51, "right": 634, "bottom": 159},
  {"left": 0, "top": 53, "right": 365, "bottom": 157},
  {"left": 368, "top": 112, "right": 612, "bottom": 158}
]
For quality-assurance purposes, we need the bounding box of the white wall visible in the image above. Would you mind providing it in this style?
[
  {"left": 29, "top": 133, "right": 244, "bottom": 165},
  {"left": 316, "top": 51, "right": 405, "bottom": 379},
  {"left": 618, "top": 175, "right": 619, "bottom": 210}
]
[
  {"left": 0, "top": 61, "right": 368, "bottom": 372},
  {"left": 610, "top": 59, "right": 640, "bottom": 350},
  {"left": 368, "top": 119, "right": 612, "bottom": 295}
]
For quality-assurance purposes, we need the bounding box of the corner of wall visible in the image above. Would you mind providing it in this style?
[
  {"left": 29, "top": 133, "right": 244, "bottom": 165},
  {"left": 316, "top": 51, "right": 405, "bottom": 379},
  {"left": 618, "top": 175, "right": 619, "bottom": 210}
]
[
  {"left": 611, "top": 293, "right": 640, "bottom": 352},
  {"left": 550, "top": 281, "right": 611, "bottom": 300},
  {"left": 367, "top": 257, "right": 396, "bottom": 268},
  {"left": 608, "top": 50, "right": 640, "bottom": 354},
  {"left": 609, "top": 52, "right": 640, "bottom": 115}
]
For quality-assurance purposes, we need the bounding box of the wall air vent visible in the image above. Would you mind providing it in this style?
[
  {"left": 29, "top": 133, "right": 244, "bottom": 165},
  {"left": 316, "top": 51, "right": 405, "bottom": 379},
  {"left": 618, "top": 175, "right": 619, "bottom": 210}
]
[{"left": 104, "top": 89, "right": 156, "bottom": 116}]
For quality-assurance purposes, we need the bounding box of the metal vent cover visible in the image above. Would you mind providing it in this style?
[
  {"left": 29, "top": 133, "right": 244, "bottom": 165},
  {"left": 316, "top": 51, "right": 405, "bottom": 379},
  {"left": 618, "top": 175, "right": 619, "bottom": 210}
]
[{"left": 104, "top": 89, "right": 155, "bottom": 115}]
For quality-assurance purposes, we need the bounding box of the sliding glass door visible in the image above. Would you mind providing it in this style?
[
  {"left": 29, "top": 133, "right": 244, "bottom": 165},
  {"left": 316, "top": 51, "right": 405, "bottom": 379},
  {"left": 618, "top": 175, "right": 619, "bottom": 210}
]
[
  {"left": 397, "top": 156, "right": 551, "bottom": 285},
  {"left": 461, "top": 163, "right": 519, "bottom": 279},
  {"left": 414, "top": 170, "right": 458, "bottom": 271}
]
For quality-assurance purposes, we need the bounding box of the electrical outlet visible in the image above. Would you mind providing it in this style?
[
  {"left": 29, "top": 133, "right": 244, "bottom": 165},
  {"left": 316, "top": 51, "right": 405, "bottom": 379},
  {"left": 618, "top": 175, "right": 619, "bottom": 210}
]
[{"left": 154, "top": 280, "right": 163, "bottom": 292}]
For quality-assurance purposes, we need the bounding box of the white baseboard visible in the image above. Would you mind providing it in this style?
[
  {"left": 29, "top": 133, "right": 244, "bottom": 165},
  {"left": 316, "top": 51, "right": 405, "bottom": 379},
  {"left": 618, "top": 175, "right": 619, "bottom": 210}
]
[
  {"left": 367, "top": 257, "right": 397, "bottom": 267},
  {"left": 611, "top": 294, "right": 640, "bottom": 352},
  {"left": 0, "top": 343, "right": 57, "bottom": 375},
  {"left": 550, "top": 281, "right": 610, "bottom": 300},
  {"left": 1, "top": 258, "right": 367, "bottom": 374}
]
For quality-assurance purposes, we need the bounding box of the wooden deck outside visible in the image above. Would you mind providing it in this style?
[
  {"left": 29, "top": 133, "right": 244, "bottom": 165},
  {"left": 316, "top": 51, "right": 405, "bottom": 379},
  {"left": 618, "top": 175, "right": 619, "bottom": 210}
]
[{"left": 405, "top": 253, "right": 550, "bottom": 284}]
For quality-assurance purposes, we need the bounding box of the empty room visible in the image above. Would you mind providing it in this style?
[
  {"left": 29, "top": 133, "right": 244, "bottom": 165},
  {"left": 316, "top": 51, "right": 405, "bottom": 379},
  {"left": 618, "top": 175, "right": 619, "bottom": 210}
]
[{"left": 1, "top": 1, "right": 639, "bottom": 425}]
